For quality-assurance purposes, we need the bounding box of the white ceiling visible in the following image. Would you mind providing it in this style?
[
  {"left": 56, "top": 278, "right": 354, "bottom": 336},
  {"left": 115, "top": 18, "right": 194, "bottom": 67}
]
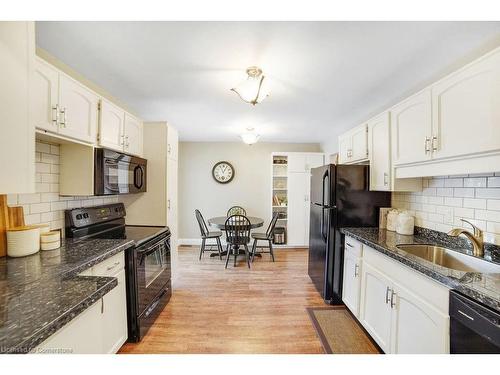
[{"left": 36, "top": 22, "right": 500, "bottom": 145}]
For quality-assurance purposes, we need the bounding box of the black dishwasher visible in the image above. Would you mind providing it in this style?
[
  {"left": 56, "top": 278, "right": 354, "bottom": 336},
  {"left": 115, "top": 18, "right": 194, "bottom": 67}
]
[{"left": 450, "top": 291, "right": 500, "bottom": 354}]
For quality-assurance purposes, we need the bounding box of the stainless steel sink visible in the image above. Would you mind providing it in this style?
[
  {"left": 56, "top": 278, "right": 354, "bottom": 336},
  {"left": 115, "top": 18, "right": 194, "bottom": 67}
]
[{"left": 395, "top": 244, "right": 500, "bottom": 273}]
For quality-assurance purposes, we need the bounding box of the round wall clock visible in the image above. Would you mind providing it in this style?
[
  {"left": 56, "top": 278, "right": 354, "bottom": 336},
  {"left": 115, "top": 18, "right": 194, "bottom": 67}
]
[{"left": 212, "top": 161, "right": 235, "bottom": 184}]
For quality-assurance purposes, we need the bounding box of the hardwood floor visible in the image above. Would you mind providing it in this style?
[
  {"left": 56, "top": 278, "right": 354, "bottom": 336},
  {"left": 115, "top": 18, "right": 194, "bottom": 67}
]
[{"left": 119, "top": 246, "right": 326, "bottom": 354}]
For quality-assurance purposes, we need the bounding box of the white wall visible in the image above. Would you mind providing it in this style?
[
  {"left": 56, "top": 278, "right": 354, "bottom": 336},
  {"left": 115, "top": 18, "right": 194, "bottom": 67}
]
[
  {"left": 392, "top": 173, "right": 500, "bottom": 245},
  {"left": 6, "top": 140, "right": 120, "bottom": 236},
  {"left": 178, "top": 142, "right": 321, "bottom": 240}
]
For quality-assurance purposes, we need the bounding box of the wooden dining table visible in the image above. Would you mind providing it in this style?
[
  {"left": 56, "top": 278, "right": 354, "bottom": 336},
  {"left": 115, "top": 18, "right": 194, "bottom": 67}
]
[{"left": 207, "top": 216, "right": 265, "bottom": 257}]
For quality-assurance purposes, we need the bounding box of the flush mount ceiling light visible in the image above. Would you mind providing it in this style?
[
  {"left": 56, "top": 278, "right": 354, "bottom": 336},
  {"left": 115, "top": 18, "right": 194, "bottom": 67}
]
[
  {"left": 240, "top": 128, "right": 260, "bottom": 145},
  {"left": 231, "top": 66, "right": 269, "bottom": 105}
]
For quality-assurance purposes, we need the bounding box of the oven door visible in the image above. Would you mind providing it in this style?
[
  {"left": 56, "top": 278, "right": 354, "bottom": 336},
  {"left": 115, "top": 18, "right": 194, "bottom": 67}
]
[{"left": 136, "top": 237, "right": 171, "bottom": 315}]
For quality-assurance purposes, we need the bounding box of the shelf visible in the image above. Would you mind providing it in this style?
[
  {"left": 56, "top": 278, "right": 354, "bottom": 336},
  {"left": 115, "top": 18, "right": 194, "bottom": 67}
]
[
  {"left": 273, "top": 188, "right": 287, "bottom": 191},
  {"left": 273, "top": 175, "right": 288, "bottom": 178},
  {"left": 272, "top": 205, "right": 287, "bottom": 208}
]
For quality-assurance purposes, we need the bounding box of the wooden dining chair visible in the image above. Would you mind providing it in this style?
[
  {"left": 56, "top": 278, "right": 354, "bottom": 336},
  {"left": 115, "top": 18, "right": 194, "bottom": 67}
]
[
  {"left": 224, "top": 214, "right": 251, "bottom": 268},
  {"left": 227, "top": 206, "right": 246, "bottom": 216},
  {"left": 195, "top": 209, "right": 223, "bottom": 260},
  {"left": 250, "top": 212, "right": 279, "bottom": 262}
]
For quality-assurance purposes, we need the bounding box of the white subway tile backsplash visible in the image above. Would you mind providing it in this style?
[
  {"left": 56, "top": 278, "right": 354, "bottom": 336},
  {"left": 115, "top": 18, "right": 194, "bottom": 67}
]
[
  {"left": 392, "top": 173, "right": 500, "bottom": 245},
  {"left": 18, "top": 193, "right": 40, "bottom": 204},
  {"left": 476, "top": 188, "right": 500, "bottom": 199},
  {"left": 488, "top": 177, "right": 500, "bottom": 188},
  {"left": 445, "top": 178, "right": 463, "bottom": 187},
  {"left": 463, "top": 198, "right": 487, "bottom": 210},
  {"left": 464, "top": 177, "right": 487, "bottom": 188},
  {"left": 8, "top": 140, "right": 123, "bottom": 236},
  {"left": 453, "top": 188, "right": 475, "bottom": 198},
  {"left": 488, "top": 200, "right": 500, "bottom": 211}
]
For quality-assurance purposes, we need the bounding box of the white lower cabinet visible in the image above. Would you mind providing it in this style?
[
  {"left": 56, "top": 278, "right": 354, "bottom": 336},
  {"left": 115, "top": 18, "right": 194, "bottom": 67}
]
[
  {"left": 36, "top": 252, "right": 127, "bottom": 354},
  {"left": 347, "top": 236, "right": 450, "bottom": 354},
  {"left": 359, "top": 261, "right": 393, "bottom": 353},
  {"left": 342, "top": 238, "right": 362, "bottom": 317},
  {"left": 390, "top": 280, "right": 449, "bottom": 354}
]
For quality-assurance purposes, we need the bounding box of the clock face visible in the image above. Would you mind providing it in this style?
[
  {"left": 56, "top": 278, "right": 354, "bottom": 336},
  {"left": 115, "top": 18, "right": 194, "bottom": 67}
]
[{"left": 212, "top": 161, "right": 234, "bottom": 184}]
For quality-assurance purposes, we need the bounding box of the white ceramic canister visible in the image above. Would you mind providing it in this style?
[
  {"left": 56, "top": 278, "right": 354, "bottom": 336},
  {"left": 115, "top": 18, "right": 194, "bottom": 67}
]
[
  {"left": 386, "top": 209, "right": 399, "bottom": 232},
  {"left": 7, "top": 226, "right": 41, "bottom": 257},
  {"left": 396, "top": 211, "right": 415, "bottom": 235}
]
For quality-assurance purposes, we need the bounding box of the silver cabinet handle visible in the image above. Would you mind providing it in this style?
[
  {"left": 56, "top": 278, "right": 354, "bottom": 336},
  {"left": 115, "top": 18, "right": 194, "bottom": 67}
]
[
  {"left": 52, "top": 104, "right": 59, "bottom": 125},
  {"left": 346, "top": 242, "right": 353, "bottom": 248},
  {"left": 59, "top": 107, "right": 67, "bottom": 128},
  {"left": 106, "top": 261, "right": 120, "bottom": 271},
  {"left": 101, "top": 297, "right": 104, "bottom": 314},
  {"left": 424, "top": 137, "right": 431, "bottom": 153},
  {"left": 168, "top": 144, "right": 171, "bottom": 154},
  {"left": 354, "top": 264, "right": 359, "bottom": 277},
  {"left": 167, "top": 199, "right": 171, "bottom": 209},
  {"left": 390, "top": 290, "right": 397, "bottom": 308},
  {"left": 125, "top": 135, "right": 130, "bottom": 148},
  {"left": 383, "top": 172, "right": 389, "bottom": 186},
  {"left": 385, "top": 286, "right": 392, "bottom": 304},
  {"left": 432, "top": 135, "right": 438, "bottom": 152}
]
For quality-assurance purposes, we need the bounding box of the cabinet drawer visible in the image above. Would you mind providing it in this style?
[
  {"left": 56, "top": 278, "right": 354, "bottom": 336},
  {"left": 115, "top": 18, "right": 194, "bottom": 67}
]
[
  {"left": 92, "top": 252, "right": 125, "bottom": 277},
  {"left": 344, "top": 236, "right": 362, "bottom": 257}
]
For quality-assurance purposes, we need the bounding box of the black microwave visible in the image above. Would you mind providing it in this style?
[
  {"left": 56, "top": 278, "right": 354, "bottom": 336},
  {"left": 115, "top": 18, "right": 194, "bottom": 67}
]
[{"left": 94, "top": 148, "right": 147, "bottom": 195}]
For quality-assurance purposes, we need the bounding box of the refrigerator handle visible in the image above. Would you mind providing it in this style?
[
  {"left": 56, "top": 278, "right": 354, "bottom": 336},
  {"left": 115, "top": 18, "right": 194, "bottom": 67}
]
[{"left": 322, "top": 169, "right": 329, "bottom": 207}]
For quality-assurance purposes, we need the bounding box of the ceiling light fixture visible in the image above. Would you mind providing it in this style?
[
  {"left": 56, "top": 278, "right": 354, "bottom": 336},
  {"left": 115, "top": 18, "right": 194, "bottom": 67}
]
[
  {"left": 231, "top": 66, "right": 269, "bottom": 105},
  {"left": 240, "top": 128, "right": 260, "bottom": 145}
]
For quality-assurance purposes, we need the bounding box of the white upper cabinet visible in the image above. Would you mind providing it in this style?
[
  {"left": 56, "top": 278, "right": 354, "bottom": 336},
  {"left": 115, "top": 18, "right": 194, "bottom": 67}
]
[
  {"left": 58, "top": 74, "right": 99, "bottom": 143},
  {"left": 33, "top": 58, "right": 59, "bottom": 133},
  {"left": 391, "top": 89, "right": 432, "bottom": 166},
  {"left": 338, "top": 124, "right": 368, "bottom": 164},
  {"left": 368, "top": 112, "right": 391, "bottom": 191},
  {"left": 167, "top": 125, "right": 178, "bottom": 161},
  {"left": 0, "top": 21, "right": 35, "bottom": 194},
  {"left": 350, "top": 124, "right": 369, "bottom": 162},
  {"left": 431, "top": 49, "right": 500, "bottom": 160},
  {"left": 124, "top": 113, "right": 143, "bottom": 157},
  {"left": 288, "top": 153, "right": 325, "bottom": 172},
  {"left": 99, "top": 99, "right": 124, "bottom": 151}
]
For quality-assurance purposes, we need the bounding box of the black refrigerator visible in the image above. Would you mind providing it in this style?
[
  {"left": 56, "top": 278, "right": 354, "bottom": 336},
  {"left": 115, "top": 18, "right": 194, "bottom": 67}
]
[{"left": 308, "top": 164, "right": 391, "bottom": 304}]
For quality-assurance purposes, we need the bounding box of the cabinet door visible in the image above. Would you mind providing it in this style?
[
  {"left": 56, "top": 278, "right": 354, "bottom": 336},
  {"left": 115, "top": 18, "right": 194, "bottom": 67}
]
[
  {"left": 338, "top": 134, "right": 351, "bottom": 164},
  {"left": 359, "top": 261, "right": 393, "bottom": 353},
  {"left": 306, "top": 153, "right": 325, "bottom": 170},
  {"left": 33, "top": 58, "right": 59, "bottom": 133},
  {"left": 101, "top": 269, "right": 128, "bottom": 353},
  {"left": 99, "top": 99, "right": 124, "bottom": 151},
  {"left": 368, "top": 113, "right": 391, "bottom": 191},
  {"left": 391, "top": 90, "right": 432, "bottom": 165},
  {"left": 342, "top": 250, "right": 361, "bottom": 317},
  {"left": 287, "top": 172, "right": 308, "bottom": 246},
  {"left": 350, "top": 124, "right": 368, "bottom": 162},
  {"left": 36, "top": 300, "right": 103, "bottom": 354},
  {"left": 167, "top": 157, "right": 178, "bottom": 279},
  {"left": 58, "top": 74, "right": 98, "bottom": 143},
  {"left": 124, "top": 113, "right": 143, "bottom": 156},
  {"left": 390, "top": 281, "right": 449, "bottom": 354},
  {"left": 167, "top": 125, "right": 178, "bottom": 161},
  {"left": 287, "top": 153, "right": 307, "bottom": 172},
  {"left": 432, "top": 49, "right": 500, "bottom": 160},
  {"left": 0, "top": 21, "right": 35, "bottom": 194}
]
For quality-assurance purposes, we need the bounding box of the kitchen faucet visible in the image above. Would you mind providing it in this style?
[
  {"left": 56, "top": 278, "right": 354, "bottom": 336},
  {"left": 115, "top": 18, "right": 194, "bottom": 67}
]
[{"left": 448, "top": 219, "right": 484, "bottom": 257}]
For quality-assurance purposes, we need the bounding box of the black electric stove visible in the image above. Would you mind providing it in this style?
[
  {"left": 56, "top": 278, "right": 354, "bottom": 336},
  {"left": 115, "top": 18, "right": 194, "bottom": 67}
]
[{"left": 65, "top": 203, "right": 172, "bottom": 342}]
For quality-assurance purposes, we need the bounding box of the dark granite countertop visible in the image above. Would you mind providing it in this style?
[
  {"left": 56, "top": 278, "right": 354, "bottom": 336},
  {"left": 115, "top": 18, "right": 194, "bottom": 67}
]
[
  {"left": 0, "top": 238, "right": 134, "bottom": 353},
  {"left": 341, "top": 227, "right": 500, "bottom": 311}
]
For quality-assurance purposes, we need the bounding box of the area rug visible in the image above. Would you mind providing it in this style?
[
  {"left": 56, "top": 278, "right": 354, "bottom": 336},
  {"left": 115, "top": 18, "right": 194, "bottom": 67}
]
[{"left": 306, "top": 306, "right": 381, "bottom": 354}]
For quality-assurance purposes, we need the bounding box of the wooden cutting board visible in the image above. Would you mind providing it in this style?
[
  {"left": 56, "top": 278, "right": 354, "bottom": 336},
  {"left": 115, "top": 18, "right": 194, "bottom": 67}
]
[
  {"left": 8, "top": 206, "right": 25, "bottom": 228},
  {"left": 0, "top": 195, "right": 8, "bottom": 257}
]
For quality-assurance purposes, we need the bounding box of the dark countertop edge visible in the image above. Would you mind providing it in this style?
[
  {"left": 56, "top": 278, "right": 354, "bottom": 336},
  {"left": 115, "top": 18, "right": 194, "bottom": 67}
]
[
  {"left": 61, "top": 240, "right": 135, "bottom": 279},
  {"left": 2, "top": 277, "right": 118, "bottom": 354},
  {"left": 341, "top": 228, "right": 500, "bottom": 311}
]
